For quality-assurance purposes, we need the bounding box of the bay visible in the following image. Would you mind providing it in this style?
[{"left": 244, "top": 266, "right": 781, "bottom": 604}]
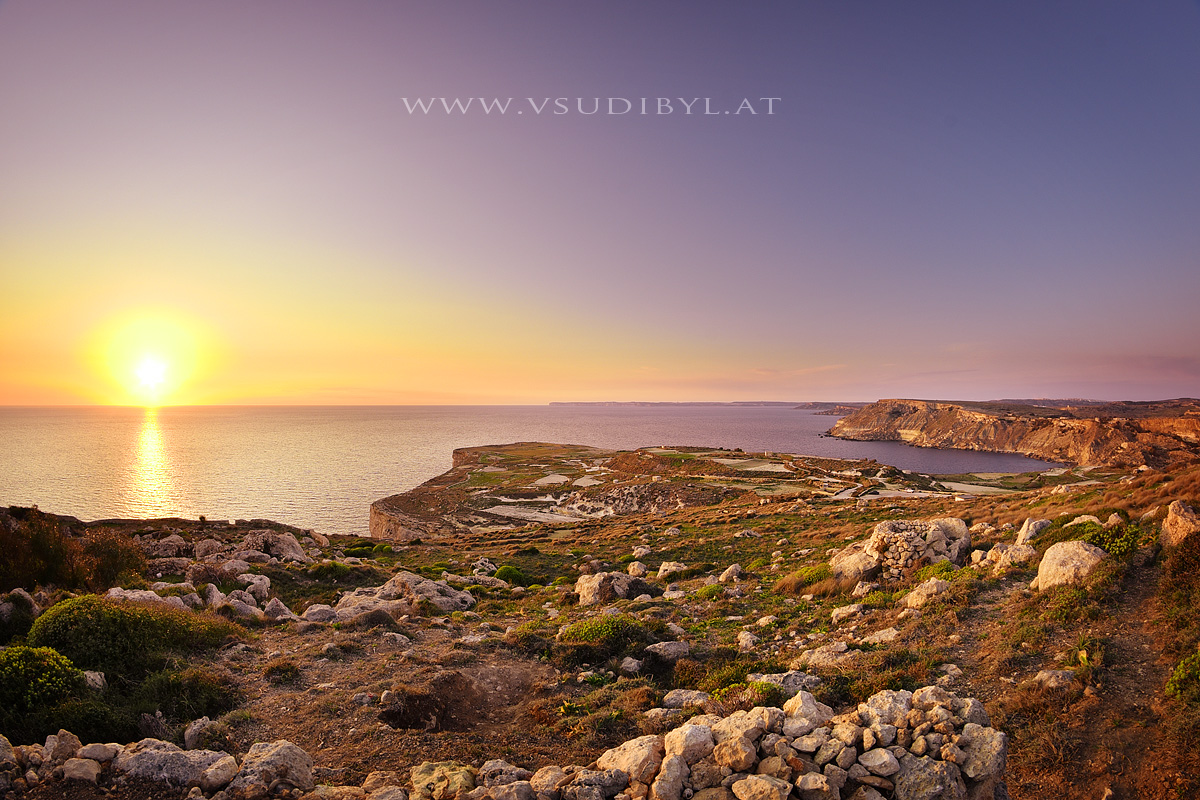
[{"left": 0, "top": 405, "right": 1052, "bottom": 536}]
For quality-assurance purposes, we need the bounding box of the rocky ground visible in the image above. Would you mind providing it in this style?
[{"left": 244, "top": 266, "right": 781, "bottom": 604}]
[{"left": 3, "top": 443, "right": 1200, "bottom": 800}]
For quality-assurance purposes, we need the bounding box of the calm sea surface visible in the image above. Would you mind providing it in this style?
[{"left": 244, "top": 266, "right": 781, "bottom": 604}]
[{"left": 0, "top": 406, "right": 1052, "bottom": 536}]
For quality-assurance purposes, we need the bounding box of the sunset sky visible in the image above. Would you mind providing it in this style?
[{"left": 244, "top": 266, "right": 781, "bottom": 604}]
[{"left": 2, "top": 1, "right": 1198, "bottom": 405}]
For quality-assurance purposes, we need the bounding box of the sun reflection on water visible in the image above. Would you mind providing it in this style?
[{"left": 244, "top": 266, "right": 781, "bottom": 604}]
[{"left": 132, "top": 408, "right": 176, "bottom": 516}]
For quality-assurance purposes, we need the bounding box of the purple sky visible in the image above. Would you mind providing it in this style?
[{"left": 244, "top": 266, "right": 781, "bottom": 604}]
[{"left": 2, "top": 1, "right": 1198, "bottom": 403}]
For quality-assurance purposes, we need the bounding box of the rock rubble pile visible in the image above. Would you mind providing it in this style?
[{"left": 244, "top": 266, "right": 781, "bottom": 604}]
[{"left": 0, "top": 686, "right": 1006, "bottom": 800}]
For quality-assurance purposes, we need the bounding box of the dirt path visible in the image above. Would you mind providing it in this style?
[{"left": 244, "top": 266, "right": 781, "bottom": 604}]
[
  {"left": 1070, "top": 557, "right": 1190, "bottom": 800},
  {"left": 1006, "top": 558, "right": 1195, "bottom": 799}
]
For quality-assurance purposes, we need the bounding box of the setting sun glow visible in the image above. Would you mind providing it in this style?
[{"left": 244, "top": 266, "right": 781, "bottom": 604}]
[
  {"left": 134, "top": 357, "right": 168, "bottom": 405},
  {"left": 81, "top": 309, "right": 217, "bottom": 406}
]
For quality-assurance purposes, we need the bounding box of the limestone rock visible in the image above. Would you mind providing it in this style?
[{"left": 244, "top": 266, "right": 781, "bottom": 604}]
[
  {"left": 737, "top": 631, "right": 759, "bottom": 651},
  {"left": 378, "top": 571, "right": 475, "bottom": 612},
  {"left": 479, "top": 760, "right": 533, "bottom": 788},
  {"left": 530, "top": 766, "right": 571, "bottom": 799},
  {"left": 857, "top": 748, "right": 899, "bottom": 777},
  {"left": 303, "top": 604, "right": 338, "bottom": 622},
  {"left": 663, "top": 724, "right": 714, "bottom": 765},
  {"left": 1162, "top": 500, "right": 1200, "bottom": 547},
  {"left": 1033, "top": 670, "right": 1076, "bottom": 691},
  {"left": 744, "top": 670, "right": 821, "bottom": 698},
  {"left": 363, "top": 772, "right": 406, "bottom": 794},
  {"left": 893, "top": 754, "right": 966, "bottom": 800},
  {"left": 228, "top": 740, "right": 315, "bottom": 796},
  {"left": 829, "top": 543, "right": 881, "bottom": 582},
  {"left": 857, "top": 689, "right": 912, "bottom": 728},
  {"left": 713, "top": 737, "right": 757, "bottom": 772},
  {"left": 645, "top": 641, "right": 689, "bottom": 662},
  {"left": 657, "top": 562, "right": 688, "bottom": 580},
  {"left": 649, "top": 754, "right": 687, "bottom": 800},
  {"left": 563, "top": 768, "right": 629, "bottom": 800},
  {"left": 902, "top": 578, "right": 950, "bottom": 609},
  {"left": 1030, "top": 541, "right": 1107, "bottom": 591},
  {"left": 711, "top": 709, "right": 767, "bottom": 744},
  {"left": 194, "top": 538, "right": 224, "bottom": 559},
  {"left": 105, "top": 587, "right": 188, "bottom": 610},
  {"left": 596, "top": 736, "right": 664, "bottom": 784},
  {"left": 575, "top": 573, "right": 656, "bottom": 606},
  {"left": 265, "top": 597, "right": 302, "bottom": 621},
  {"left": 984, "top": 544, "right": 1038, "bottom": 573},
  {"left": 78, "top": 743, "right": 119, "bottom": 762},
  {"left": 663, "top": 689, "right": 710, "bottom": 709},
  {"left": 719, "top": 564, "right": 742, "bottom": 583},
  {"left": 242, "top": 530, "right": 312, "bottom": 564},
  {"left": 1015, "top": 518, "right": 1051, "bottom": 546},
  {"left": 113, "top": 739, "right": 228, "bottom": 787},
  {"left": 62, "top": 758, "right": 101, "bottom": 783},
  {"left": 200, "top": 754, "right": 239, "bottom": 793},
  {"left": 830, "top": 604, "right": 863, "bottom": 625},
  {"left": 492, "top": 781, "right": 536, "bottom": 800},
  {"left": 797, "top": 641, "right": 862, "bottom": 669},
  {"left": 957, "top": 723, "right": 1007, "bottom": 781},
  {"left": 731, "top": 775, "right": 790, "bottom": 800},
  {"left": 411, "top": 762, "right": 477, "bottom": 800},
  {"left": 49, "top": 729, "right": 81, "bottom": 762},
  {"left": 782, "top": 691, "right": 834, "bottom": 727},
  {"left": 861, "top": 627, "right": 900, "bottom": 645},
  {"left": 184, "top": 717, "right": 222, "bottom": 750}
]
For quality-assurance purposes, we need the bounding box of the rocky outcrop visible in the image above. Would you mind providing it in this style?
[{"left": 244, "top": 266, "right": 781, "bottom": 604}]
[
  {"left": 1161, "top": 500, "right": 1200, "bottom": 547},
  {"left": 830, "top": 398, "right": 1200, "bottom": 468},
  {"left": 334, "top": 571, "right": 475, "bottom": 619},
  {"left": 1030, "top": 541, "right": 1108, "bottom": 591},
  {"left": 575, "top": 573, "right": 658, "bottom": 606}
]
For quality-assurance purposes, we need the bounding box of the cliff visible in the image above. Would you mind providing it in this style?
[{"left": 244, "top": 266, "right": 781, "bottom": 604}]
[{"left": 829, "top": 398, "right": 1200, "bottom": 469}]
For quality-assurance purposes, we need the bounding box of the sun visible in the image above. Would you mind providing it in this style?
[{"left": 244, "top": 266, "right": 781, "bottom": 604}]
[
  {"left": 135, "top": 356, "right": 168, "bottom": 400},
  {"left": 87, "top": 308, "right": 216, "bottom": 405}
]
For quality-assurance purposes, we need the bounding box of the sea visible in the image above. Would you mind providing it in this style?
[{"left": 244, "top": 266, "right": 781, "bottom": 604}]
[{"left": 0, "top": 405, "right": 1054, "bottom": 537}]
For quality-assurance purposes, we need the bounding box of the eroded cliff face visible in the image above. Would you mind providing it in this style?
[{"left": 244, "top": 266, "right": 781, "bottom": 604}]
[{"left": 829, "top": 399, "right": 1200, "bottom": 468}]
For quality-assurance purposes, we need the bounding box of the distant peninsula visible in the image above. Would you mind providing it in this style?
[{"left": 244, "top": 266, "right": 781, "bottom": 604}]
[
  {"left": 829, "top": 398, "right": 1200, "bottom": 469},
  {"left": 548, "top": 401, "right": 803, "bottom": 407}
]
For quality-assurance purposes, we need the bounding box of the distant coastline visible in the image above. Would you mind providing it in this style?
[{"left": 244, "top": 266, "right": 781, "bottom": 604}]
[{"left": 549, "top": 401, "right": 802, "bottom": 407}]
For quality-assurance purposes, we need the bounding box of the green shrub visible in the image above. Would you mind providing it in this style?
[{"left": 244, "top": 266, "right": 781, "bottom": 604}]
[
  {"left": 0, "top": 509, "right": 90, "bottom": 592},
  {"left": 24, "top": 697, "right": 135, "bottom": 744},
  {"left": 136, "top": 666, "right": 242, "bottom": 720},
  {"left": 1080, "top": 523, "right": 1148, "bottom": 560},
  {"left": 559, "top": 615, "right": 645, "bottom": 649},
  {"left": 861, "top": 590, "right": 895, "bottom": 609},
  {"left": 0, "top": 646, "right": 85, "bottom": 713},
  {"left": 494, "top": 565, "right": 531, "bottom": 586},
  {"left": 695, "top": 584, "right": 724, "bottom": 601},
  {"left": 708, "top": 681, "right": 786, "bottom": 713},
  {"left": 308, "top": 562, "right": 352, "bottom": 581},
  {"left": 1167, "top": 647, "right": 1200, "bottom": 705},
  {"left": 82, "top": 528, "right": 147, "bottom": 588},
  {"left": 670, "top": 658, "right": 707, "bottom": 689},
  {"left": 27, "top": 595, "right": 239, "bottom": 680},
  {"left": 698, "top": 658, "right": 786, "bottom": 693},
  {"left": 552, "top": 615, "right": 650, "bottom": 668},
  {"left": 502, "top": 622, "right": 550, "bottom": 656},
  {"left": 912, "top": 561, "right": 957, "bottom": 583},
  {"left": 778, "top": 563, "right": 831, "bottom": 590}
]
